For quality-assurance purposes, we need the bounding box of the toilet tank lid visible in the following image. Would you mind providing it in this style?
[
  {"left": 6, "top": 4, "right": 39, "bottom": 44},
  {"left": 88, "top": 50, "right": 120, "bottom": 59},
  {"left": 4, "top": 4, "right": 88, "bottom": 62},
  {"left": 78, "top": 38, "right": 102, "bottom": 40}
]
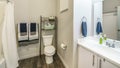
[{"left": 45, "top": 46, "right": 55, "bottom": 53}]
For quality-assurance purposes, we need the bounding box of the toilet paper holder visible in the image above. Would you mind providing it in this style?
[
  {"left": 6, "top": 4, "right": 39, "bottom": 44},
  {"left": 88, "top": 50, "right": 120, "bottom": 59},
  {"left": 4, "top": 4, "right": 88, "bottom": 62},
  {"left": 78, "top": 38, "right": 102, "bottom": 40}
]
[{"left": 61, "top": 43, "right": 67, "bottom": 50}]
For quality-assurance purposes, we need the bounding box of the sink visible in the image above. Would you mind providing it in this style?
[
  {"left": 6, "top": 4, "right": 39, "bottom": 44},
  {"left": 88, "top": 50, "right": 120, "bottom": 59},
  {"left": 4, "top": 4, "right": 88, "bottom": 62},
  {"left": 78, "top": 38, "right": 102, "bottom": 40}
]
[
  {"left": 91, "top": 38, "right": 120, "bottom": 53},
  {"left": 106, "top": 40, "right": 120, "bottom": 53},
  {"left": 111, "top": 48, "right": 120, "bottom": 53},
  {"left": 78, "top": 37, "right": 120, "bottom": 53}
]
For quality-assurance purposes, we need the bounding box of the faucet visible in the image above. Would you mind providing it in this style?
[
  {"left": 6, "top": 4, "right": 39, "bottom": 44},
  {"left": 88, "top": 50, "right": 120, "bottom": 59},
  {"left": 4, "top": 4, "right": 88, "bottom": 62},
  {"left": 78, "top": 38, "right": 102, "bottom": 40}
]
[
  {"left": 106, "top": 40, "right": 115, "bottom": 48},
  {"left": 106, "top": 41, "right": 110, "bottom": 46},
  {"left": 111, "top": 41, "right": 115, "bottom": 48}
]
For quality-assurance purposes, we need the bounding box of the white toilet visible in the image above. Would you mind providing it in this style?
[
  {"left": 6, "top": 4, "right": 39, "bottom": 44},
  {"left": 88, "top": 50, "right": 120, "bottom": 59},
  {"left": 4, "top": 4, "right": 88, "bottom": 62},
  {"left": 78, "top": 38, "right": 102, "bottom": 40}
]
[{"left": 42, "top": 35, "right": 55, "bottom": 64}]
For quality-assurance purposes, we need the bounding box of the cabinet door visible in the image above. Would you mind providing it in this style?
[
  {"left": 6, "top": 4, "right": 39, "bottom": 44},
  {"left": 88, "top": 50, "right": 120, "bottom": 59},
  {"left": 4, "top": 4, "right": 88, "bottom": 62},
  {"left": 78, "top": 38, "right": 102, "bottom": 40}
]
[
  {"left": 97, "top": 57, "right": 119, "bottom": 68},
  {"left": 102, "top": 60, "right": 119, "bottom": 68},
  {"left": 78, "top": 46, "right": 97, "bottom": 68}
]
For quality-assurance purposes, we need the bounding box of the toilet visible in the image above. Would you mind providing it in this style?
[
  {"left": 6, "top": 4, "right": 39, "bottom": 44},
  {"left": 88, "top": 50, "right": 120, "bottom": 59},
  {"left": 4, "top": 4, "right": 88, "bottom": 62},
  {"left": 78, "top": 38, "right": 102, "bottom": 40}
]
[{"left": 42, "top": 35, "right": 55, "bottom": 64}]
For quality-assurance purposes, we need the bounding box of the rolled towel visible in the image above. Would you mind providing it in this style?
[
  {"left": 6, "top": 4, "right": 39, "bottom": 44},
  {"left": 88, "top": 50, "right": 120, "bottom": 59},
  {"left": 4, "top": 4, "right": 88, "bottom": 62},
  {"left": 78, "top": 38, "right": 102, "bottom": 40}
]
[
  {"left": 96, "top": 22, "right": 103, "bottom": 34},
  {"left": 81, "top": 21, "right": 87, "bottom": 37}
]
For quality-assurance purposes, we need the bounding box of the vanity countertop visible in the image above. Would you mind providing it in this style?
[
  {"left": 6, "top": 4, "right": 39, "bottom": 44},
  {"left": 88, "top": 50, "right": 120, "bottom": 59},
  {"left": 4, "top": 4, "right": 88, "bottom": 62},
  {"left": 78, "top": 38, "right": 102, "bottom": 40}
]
[{"left": 77, "top": 37, "right": 120, "bottom": 67}]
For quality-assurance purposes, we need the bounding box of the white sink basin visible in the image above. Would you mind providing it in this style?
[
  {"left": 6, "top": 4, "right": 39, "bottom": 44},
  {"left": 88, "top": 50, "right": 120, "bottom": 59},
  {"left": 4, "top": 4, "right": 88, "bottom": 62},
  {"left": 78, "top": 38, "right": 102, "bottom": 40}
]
[
  {"left": 79, "top": 37, "right": 120, "bottom": 53},
  {"left": 112, "top": 48, "right": 120, "bottom": 53}
]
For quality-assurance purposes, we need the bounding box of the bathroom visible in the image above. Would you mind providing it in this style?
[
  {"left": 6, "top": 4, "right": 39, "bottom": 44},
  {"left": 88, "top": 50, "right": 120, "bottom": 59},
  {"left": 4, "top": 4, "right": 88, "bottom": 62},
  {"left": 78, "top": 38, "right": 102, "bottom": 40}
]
[{"left": 0, "top": 0, "right": 120, "bottom": 68}]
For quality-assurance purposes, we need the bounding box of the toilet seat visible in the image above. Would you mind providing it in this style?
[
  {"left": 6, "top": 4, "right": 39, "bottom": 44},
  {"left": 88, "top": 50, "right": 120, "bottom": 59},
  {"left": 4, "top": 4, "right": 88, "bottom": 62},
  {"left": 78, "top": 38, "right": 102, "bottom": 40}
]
[{"left": 44, "top": 46, "right": 55, "bottom": 56}]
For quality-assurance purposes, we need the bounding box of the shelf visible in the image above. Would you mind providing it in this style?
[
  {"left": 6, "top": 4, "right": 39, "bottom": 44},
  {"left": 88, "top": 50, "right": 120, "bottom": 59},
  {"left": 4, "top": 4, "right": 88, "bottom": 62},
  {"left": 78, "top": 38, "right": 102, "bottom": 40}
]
[
  {"left": 39, "top": 16, "right": 57, "bottom": 57},
  {"left": 19, "top": 40, "right": 39, "bottom": 47}
]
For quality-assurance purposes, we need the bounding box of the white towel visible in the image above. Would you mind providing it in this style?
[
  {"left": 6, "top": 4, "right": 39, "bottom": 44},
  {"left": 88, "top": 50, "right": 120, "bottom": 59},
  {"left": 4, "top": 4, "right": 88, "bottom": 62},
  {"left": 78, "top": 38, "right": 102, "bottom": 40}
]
[
  {"left": 29, "top": 23, "right": 39, "bottom": 40},
  {"left": 18, "top": 23, "right": 29, "bottom": 41}
]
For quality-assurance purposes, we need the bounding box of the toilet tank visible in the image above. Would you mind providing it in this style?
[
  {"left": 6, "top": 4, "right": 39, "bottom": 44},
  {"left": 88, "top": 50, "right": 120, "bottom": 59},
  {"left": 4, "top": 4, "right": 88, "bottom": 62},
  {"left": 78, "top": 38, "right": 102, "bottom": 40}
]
[{"left": 42, "top": 35, "right": 53, "bottom": 46}]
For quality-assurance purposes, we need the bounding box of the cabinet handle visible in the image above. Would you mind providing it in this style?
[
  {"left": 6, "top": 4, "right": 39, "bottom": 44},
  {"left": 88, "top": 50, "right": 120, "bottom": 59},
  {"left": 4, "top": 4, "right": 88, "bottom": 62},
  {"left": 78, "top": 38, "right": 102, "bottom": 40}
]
[
  {"left": 99, "top": 59, "right": 102, "bottom": 68},
  {"left": 92, "top": 55, "right": 95, "bottom": 66},
  {"left": 103, "top": 58, "right": 106, "bottom": 62}
]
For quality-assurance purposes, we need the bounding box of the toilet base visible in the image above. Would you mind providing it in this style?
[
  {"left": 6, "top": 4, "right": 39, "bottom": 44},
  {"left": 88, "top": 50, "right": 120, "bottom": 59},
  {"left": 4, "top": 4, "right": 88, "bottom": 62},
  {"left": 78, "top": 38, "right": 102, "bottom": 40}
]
[{"left": 45, "top": 56, "right": 53, "bottom": 64}]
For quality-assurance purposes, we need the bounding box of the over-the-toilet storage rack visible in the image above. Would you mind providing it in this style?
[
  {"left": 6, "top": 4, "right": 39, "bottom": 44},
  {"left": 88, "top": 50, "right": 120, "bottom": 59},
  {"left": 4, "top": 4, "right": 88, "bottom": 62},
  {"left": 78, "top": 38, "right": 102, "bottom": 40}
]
[{"left": 39, "top": 16, "right": 57, "bottom": 56}]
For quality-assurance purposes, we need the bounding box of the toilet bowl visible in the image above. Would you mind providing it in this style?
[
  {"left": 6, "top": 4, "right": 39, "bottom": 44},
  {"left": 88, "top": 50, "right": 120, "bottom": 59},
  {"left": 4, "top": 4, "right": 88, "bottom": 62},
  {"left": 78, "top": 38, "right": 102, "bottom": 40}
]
[
  {"left": 44, "top": 46, "right": 55, "bottom": 64},
  {"left": 42, "top": 35, "right": 56, "bottom": 64}
]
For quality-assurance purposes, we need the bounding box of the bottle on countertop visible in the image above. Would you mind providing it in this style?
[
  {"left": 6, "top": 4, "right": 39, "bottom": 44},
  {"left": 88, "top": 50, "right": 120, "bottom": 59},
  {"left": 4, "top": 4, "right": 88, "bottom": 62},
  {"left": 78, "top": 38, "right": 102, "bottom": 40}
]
[
  {"left": 103, "top": 34, "right": 107, "bottom": 40},
  {"left": 99, "top": 33, "right": 103, "bottom": 44}
]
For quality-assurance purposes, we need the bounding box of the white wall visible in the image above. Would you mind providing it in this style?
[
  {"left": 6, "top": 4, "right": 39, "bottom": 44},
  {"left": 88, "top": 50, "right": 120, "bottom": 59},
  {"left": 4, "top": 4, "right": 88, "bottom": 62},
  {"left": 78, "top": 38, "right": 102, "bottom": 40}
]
[
  {"left": 13, "top": 0, "right": 57, "bottom": 24},
  {"left": 57, "top": 0, "right": 73, "bottom": 68},
  {"left": 14, "top": 0, "right": 29, "bottom": 23},
  {"left": 73, "top": 0, "right": 92, "bottom": 68}
]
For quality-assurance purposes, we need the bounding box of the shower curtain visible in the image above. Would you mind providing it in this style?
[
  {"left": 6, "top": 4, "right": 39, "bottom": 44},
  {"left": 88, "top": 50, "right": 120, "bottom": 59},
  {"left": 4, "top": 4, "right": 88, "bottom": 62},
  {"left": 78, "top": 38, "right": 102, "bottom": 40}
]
[{"left": 2, "top": 2, "right": 19, "bottom": 68}]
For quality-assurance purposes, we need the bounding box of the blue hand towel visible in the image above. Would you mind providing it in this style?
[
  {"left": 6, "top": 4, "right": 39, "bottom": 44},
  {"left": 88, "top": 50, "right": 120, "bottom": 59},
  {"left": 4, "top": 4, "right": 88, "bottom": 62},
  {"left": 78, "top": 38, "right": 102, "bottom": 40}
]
[
  {"left": 30, "top": 23, "right": 36, "bottom": 32},
  {"left": 20, "top": 23, "right": 27, "bottom": 32},
  {"left": 96, "top": 22, "right": 103, "bottom": 34},
  {"left": 81, "top": 22, "right": 87, "bottom": 37}
]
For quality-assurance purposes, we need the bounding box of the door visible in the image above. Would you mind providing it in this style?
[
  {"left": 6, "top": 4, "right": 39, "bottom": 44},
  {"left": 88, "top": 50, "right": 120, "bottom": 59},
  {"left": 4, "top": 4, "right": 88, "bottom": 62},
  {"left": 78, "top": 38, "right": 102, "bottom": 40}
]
[
  {"left": 78, "top": 46, "right": 97, "bottom": 68},
  {"left": 103, "top": 13, "right": 117, "bottom": 40},
  {"left": 117, "top": 6, "right": 120, "bottom": 40}
]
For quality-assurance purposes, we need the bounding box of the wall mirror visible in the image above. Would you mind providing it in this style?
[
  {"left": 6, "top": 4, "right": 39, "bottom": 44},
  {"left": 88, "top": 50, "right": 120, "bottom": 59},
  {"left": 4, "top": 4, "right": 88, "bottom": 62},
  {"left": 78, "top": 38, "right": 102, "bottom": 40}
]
[
  {"left": 93, "top": 0, "right": 120, "bottom": 41},
  {"left": 102, "top": 0, "right": 120, "bottom": 40}
]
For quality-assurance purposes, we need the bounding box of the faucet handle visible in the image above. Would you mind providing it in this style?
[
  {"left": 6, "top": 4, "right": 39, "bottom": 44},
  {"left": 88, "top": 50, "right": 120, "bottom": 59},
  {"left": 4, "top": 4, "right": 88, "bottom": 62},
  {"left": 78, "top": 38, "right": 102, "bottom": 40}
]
[
  {"left": 112, "top": 40, "right": 115, "bottom": 48},
  {"left": 106, "top": 41, "right": 111, "bottom": 47}
]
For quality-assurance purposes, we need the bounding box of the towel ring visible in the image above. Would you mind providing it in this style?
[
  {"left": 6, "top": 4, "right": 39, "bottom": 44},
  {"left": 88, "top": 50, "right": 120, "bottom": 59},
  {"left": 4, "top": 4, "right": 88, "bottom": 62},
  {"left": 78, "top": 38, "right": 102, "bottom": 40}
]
[
  {"left": 97, "top": 18, "right": 101, "bottom": 22},
  {"left": 81, "top": 16, "right": 87, "bottom": 22}
]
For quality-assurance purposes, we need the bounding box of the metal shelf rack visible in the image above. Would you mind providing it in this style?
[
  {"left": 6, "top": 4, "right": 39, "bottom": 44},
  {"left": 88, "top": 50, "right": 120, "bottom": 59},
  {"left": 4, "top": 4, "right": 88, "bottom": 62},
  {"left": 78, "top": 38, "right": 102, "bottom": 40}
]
[{"left": 39, "top": 16, "right": 57, "bottom": 57}]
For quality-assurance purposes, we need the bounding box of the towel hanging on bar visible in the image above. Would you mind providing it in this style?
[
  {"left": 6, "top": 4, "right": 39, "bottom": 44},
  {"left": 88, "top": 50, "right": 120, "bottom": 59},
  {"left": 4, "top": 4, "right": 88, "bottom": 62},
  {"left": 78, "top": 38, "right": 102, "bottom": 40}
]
[
  {"left": 96, "top": 18, "right": 103, "bottom": 34},
  {"left": 81, "top": 16, "right": 87, "bottom": 37}
]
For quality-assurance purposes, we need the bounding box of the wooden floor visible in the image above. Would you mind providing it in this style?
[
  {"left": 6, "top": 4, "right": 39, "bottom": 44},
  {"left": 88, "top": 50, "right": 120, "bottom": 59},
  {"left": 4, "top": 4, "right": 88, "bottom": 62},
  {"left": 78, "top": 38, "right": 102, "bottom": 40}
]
[{"left": 18, "top": 54, "right": 65, "bottom": 68}]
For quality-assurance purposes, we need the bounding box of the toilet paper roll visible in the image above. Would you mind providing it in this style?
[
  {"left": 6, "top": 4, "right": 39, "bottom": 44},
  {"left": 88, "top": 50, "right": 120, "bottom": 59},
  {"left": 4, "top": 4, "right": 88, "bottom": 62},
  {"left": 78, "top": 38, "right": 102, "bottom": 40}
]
[{"left": 61, "top": 43, "right": 67, "bottom": 50}]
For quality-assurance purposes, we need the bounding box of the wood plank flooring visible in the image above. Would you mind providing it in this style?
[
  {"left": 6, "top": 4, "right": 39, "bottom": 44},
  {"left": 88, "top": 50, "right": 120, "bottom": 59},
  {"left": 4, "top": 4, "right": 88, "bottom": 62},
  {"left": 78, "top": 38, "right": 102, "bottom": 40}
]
[{"left": 18, "top": 54, "right": 65, "bottom": 68}]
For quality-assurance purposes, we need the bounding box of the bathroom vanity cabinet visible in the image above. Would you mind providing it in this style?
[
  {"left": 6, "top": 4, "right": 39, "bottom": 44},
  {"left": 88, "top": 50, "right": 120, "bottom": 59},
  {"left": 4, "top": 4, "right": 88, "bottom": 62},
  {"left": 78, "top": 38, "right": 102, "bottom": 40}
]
[
  {"left": 78, "top": 46, "right": 119, "bottom": 68},
  {"left": 98, "top": 57, "right": 118, "bottom": 68},
  {"left": 78, "top": 46, "right": 97, "bottom": 68}
]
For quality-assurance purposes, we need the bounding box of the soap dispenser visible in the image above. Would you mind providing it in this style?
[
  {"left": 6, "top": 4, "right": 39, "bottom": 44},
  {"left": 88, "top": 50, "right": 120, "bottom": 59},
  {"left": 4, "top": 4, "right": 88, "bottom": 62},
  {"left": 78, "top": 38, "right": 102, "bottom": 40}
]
[
  {"left": 103, "top": 34, "right": 107, "bottom": 45},
  {"left": 99, "top": 33, "right": 103, "bottom": 44},
  {"left": 103, "top": 34, "right": 107, "bottom": 40}
]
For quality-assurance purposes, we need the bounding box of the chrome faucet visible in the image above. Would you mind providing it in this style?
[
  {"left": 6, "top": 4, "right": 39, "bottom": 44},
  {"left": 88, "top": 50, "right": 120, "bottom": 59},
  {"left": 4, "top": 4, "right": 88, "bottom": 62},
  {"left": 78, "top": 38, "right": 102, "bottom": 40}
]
[
  {"left": 111, "top": 41, "right": 115, "bottom": 48},
  {"left": 106, "top": 40, "right": 115, "bottom": 48}
]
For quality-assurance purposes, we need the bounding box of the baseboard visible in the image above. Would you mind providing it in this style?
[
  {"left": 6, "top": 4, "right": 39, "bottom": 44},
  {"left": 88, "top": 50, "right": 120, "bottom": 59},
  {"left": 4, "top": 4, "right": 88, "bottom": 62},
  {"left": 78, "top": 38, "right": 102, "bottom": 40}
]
[{"left": 57, "top": 53, "right": 69, "bottom": 68}]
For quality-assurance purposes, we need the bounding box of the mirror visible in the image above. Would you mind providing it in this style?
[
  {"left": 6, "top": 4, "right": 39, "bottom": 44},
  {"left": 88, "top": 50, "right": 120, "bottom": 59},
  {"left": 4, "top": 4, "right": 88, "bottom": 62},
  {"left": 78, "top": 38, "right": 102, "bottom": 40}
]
[{"left": 102, "top": 0, "right": 120, "bottom": 40}]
